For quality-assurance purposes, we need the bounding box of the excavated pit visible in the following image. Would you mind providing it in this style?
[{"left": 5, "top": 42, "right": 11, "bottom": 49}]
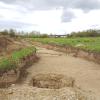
[
  {"left": 0, "top": 74, "right": 95, "bottom": 100},
  {"left": 30, "top": 73, "right": 75, "bottom": 89}
]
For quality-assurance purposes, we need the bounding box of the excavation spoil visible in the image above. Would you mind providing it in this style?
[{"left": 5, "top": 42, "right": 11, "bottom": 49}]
[{"left": 30, "top": 73, "right": 75, "bottom": 89}]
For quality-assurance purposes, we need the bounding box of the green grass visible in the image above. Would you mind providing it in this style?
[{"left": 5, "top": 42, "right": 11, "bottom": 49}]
[
  {"left": 11, "top": 47, "right": 36, "bottom": 62},
  {"left": 32, "top": 37, "right": 100, "bottom": 53},
  {"left": 0, "top": 58, "right": 16, "bottom": 71},
  {"left": 0, "top": 46, "right": 36, "bottom": 71}
]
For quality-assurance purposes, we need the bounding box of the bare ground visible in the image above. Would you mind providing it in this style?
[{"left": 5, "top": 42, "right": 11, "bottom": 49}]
[
  {"left": 0, "top": 46, "right": 100, "bottom": 99},
  {"left": 26, "top": 47, "right": 100, "bottom": 99}
]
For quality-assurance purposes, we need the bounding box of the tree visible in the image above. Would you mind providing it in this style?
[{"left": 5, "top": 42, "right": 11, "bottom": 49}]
[
  {"left": 9, "top": 29, "right": 16, "bottom": 37},
  {"left": 0, "top": 29, "right": 9, "bottom": 35}
]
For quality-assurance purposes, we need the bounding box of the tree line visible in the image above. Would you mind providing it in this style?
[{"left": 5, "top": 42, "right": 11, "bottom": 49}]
[
  {"left": 0, "top": 29, "right": 49, "bottom": 38},
  {"left": 0, "top": 29, "right": 100, "bottom": 38},
  {"left": 67, "top": 29, "right": 100, "bottom": 37}
]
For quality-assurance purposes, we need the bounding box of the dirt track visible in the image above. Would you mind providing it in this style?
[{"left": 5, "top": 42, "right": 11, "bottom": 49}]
[
  {"left": 0, "top": 46, "right": 100, "bottom": 99},
  {"left": 26, "top": 47, "right": 100, "bottom": 99}
]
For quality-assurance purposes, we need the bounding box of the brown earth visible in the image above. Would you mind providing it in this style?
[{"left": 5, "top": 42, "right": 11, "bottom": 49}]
[
  {"left": 30, "top": 73, "right": 75, "bottom": 89},
  {"left": 0, "top": 40, "right": 100, "bottom": 99},
  {"left": 0, "top": 36, "right": 30, "bottom": 57},
  {"left": 0, "top": 53, "right": 38, "bottom": 88},
  {"left": 32, "top": 42, "right": 100, "bottom": 64},
  {"left": 0, "top": 37, "right": 38, "bottom": 87},
  {"left": 25, "top": 46, "right": 100, "bottom": 99}
]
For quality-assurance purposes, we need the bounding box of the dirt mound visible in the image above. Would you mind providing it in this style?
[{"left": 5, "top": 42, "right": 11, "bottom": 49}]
[
  {"left": 0, "top": 73, "right": 94, "bottom": 100},
  {"left": 30, "top": 73, "right": 75, "bottom": 89},
  {"left": 0, "top": 85, "right": 94, "bottom": 100},
  {"left": 0, "top": 36, "right": 13, "bottom": 52},
  {"left": 0, "top": 36, "right": 29, "bottom": 56}
]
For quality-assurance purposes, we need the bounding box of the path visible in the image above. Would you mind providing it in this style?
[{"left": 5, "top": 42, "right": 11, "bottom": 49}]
[{"left": 26, "top": 46, "right": 100, "bottom": 99}]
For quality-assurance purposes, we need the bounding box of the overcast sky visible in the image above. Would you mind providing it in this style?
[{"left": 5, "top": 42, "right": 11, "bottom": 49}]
[{"left": 0, "top": 0, "right": 100, "bottom": 34}]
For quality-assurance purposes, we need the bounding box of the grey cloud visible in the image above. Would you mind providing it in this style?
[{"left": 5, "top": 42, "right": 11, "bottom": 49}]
[
  {"left": 73, "top": 0, "right": 100, "bottom": 12},
  {"left": 1, "top": 0, "right": 100, "bottom": 11},
  {"left": 0, "top": 1, "right": 30, "bottom": 14},
  {"left": 0, "top": 20, "right": 37, "bottom": 29},
  {"left": 61, "top": 10, "right": 75, "bottom": 22},
  {"left": 1, "top": 0, "right": 100, "bottom": 23},
  {"left": 0, "top": 0, "right": 17, "bottom": 4}
]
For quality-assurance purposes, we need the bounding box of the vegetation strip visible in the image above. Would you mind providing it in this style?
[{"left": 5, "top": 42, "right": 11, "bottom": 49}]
[
  {"left": 32, "top": 37, "right": 100, "bottom": 53},
  {"left": 0, "top": 47, "right": 36, "bottom": 72}
]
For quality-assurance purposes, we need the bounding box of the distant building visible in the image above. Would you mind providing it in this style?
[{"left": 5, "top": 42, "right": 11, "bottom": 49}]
[{"left": 49, "top": 34, "right": 67, "bottom": 38}]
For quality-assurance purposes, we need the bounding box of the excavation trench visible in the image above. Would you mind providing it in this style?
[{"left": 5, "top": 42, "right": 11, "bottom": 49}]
[
  {"left": 30, "top": 73, "right": 75, "bottom": 89},
  {"left": 0, "top": 46, "right": 98, "bottom": 100}
]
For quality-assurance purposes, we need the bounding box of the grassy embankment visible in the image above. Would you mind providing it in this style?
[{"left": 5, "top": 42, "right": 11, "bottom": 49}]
[
  {"left": 0, "top": 47, "right": 36, "bottom": 72},
  {"left": 32, "top": 37, "right": 100, "bottom": 53}
]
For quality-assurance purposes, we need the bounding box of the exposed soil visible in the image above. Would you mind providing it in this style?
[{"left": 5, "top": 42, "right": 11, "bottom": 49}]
[
  {"left": 30, "top": 73, "right": 75, "bottom": 89},
  {"left": 0, "top": 36, "right": 30, "bottom": 57},
  {"left": 26, "top": 47, "right": 100, "bottom": 99},
  {"left": 0, "top": 44, "right": 100, "bottom": 99},
  {"left": 32, "top": 42, "right": 100, "bottom": 64},
  {"left": 0, "top": 53, "right": 38, "bottom": 88},
  {"left": 0, "top": 85, "right": 94, "bottom": 100},
  {"left": 0, "top": 37, "right": 38, "bottom": 87}
]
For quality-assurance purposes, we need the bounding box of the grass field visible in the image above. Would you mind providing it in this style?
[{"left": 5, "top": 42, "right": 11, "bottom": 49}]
[
  {"left": 0, "top": 47, "right": 36, "bottom": 71},
  {"left": 32, "top": 37, "right": 100, "bottom": 53}
]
